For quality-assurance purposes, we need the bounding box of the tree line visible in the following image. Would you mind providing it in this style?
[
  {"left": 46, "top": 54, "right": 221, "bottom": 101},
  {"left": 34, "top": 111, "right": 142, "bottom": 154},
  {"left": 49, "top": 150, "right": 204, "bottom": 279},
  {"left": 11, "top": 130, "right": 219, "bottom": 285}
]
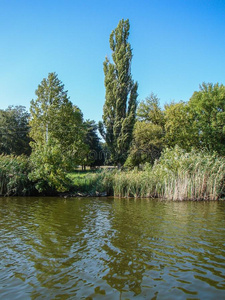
[{"left": 0, "top": 18, "right": 224, "bottom": 193}]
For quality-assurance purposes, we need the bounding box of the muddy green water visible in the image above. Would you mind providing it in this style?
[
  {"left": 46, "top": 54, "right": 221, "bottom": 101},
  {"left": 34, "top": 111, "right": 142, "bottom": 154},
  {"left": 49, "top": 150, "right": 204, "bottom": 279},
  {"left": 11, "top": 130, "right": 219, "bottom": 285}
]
[{"left": 0, "top": 197, "right": 225, "bottom": 299}]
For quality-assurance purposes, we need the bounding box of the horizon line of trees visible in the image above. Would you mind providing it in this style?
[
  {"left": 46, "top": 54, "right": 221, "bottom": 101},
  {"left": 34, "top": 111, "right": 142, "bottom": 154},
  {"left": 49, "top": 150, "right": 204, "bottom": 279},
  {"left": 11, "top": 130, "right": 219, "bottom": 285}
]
[{"left": 1, "top": 80, "right": 224, "bottom": 159}]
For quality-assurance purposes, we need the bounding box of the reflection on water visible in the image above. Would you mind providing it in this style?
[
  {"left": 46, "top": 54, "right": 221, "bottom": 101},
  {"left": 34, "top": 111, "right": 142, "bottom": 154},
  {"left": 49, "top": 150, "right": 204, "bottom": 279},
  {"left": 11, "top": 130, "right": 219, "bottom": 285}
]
[{"left": 0, "top": 197, "right": 225, "bottom": 299}]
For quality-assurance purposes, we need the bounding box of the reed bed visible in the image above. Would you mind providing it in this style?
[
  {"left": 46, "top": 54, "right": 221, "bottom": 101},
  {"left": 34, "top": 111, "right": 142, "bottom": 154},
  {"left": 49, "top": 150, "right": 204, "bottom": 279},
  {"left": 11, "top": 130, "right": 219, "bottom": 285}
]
[
  {"left": 0, "top": 155, "right": 33, "bottom": 196},
  {"left": 97, "top": 147, "right": 224, "bottom": 200}
]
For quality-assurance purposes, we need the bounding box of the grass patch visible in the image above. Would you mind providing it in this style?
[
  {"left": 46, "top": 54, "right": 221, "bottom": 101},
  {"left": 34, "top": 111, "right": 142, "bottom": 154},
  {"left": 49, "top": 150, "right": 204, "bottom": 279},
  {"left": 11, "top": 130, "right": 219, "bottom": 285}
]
[{"left": 67, "top": 170, "right": 101, "bottom": 193}]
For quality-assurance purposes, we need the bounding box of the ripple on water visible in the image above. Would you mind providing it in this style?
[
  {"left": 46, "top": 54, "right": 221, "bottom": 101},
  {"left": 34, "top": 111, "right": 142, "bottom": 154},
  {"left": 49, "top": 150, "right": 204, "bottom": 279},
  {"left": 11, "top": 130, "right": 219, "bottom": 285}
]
[{"left": 0, "top": 198, "right": 225, "bottom": 299}]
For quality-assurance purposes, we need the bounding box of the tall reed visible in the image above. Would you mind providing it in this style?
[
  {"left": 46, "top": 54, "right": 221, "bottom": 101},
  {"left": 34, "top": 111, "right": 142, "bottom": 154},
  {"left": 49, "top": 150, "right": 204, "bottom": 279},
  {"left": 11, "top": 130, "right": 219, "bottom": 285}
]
[
  {"left": 0, "top": 155, "right": 33, "bottom": 196},
  {"left": 98, "top": 147, "right": 224, "bottom": 200}
]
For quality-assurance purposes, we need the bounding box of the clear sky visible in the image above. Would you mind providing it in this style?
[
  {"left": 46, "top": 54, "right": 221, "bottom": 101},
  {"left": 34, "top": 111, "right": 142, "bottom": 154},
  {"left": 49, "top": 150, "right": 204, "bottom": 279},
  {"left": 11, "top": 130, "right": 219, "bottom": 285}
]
[{"left": 0, "top": 0, "right": 224, "bottom": 122}]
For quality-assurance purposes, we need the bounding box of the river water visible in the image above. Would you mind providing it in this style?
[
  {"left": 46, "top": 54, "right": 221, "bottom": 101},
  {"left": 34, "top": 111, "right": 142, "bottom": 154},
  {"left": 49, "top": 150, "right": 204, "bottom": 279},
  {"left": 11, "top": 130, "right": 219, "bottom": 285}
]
[{"left": 0, "top": 197, "right": 225, "bottom": 299}]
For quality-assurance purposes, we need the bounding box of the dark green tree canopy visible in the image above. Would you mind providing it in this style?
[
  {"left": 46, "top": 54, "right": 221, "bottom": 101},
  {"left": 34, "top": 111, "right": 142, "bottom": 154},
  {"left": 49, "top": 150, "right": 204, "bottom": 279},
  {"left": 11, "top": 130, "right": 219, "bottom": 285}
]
[
  {"left": 188, "top": 82, "right": 225, "bottom": 155},
  {"left": 84, "top": 120, "right": 104, "bottom": 167},
  {"left": 101, "top": 19, "right": 138, "bottom": 165},
  {"left": 0, "top": 106, "right": 31, "bottom": 156}
]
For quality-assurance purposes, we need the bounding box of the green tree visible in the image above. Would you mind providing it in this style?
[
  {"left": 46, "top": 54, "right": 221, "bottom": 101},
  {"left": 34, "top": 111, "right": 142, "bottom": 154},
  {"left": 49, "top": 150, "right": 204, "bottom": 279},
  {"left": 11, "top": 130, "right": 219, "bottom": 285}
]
[
  {"left": 126, "top": 94, "right": 164, "bottom": 167},
  {"left": 0, "top": 106, "right": 31, "bottom": 155},
  {"left": 189, "top": 82, "right": 225, "bottom": 155},
  {"left": 100, "top": 19, "right": 138, "bottom": 165},
  {"left": 29, "top": 72, "right": 87, "bottom": 192},
  {"left": 83, "top": 120, "right": 104, "bottom": 169},
  {"left": 125, "top": 121, "right": 164, "bottom": 167},
  {"left": 164, "top": 101, "right": 198, "bottom": 151},
  {"left": 137, "top": 93, "right": 164, "bottom": 126}
]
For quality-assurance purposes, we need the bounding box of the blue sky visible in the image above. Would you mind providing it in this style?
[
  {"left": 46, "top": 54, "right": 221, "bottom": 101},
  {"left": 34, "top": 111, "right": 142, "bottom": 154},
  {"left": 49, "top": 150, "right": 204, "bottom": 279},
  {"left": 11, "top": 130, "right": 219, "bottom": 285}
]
[{"left": 0, "top": 0, "right": 224, "bottom": 122}]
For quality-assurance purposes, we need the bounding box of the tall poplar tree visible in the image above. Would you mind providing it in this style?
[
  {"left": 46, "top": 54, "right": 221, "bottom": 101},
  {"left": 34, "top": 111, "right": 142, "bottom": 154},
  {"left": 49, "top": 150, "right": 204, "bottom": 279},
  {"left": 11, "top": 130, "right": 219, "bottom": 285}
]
[{"left": 100, "top": 19, "right": 138, "bottom": 165}]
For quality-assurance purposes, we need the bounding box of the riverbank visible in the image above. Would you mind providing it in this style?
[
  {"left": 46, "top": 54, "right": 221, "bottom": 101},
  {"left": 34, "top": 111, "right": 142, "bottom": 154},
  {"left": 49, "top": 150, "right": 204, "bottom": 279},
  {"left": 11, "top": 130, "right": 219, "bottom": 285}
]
[
  {"left": 67, "top": 147, "right": 224, "bottom": 201},
  {"left": 0, "top": 147, "right": 224, "bottom": 200}
]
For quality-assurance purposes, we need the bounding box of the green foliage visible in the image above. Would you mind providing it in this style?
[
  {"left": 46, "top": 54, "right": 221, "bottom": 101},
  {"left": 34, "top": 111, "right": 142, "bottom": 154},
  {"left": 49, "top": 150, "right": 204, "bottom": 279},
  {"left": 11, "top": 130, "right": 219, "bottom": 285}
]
[
  {"left": 189, "top": 82, "right": 225, "bottom": 155},
  {"left": 68, "top": 169, "right": 115, "bottom": 195},
  {"left": 137, "top": 93, "right": 164, "bottom": 126},
  {"left": 28, "top": 143, "right": 73, "bottom": 193},
  {"left": 83, "top": 120, "right": 104, "bottom": 167},
  {"left": 164, "top": 101, "right": 198, "bottom": 151},
  {"left": 67, "top": 170, "right": 100, "bottom": 193},
  {"left": 0, "top": 106, "right": 31, "bottom": 155},
  {"left": 125, "top": 121, "right": 163, "bottom": 167},
  {"left": 101, "top": 19, "right": 138, "bottom": 164},
  {"left": 0, "top": 155, "right": 34, "bottom": 196},
  {"left": 29, "top": 72, "right": 87, "bottom": 192},
  {"left": 164, "top": 83, "right": 225, "bottom": 154},
  {"left": 98, "top": 146, "right": 225, "bottom": 200},
  {"left": 126, "top": 94, "right": 164, "bottom": 167},
  {"left": 131, "top": 82, "right": 225, "bottom": 166}
]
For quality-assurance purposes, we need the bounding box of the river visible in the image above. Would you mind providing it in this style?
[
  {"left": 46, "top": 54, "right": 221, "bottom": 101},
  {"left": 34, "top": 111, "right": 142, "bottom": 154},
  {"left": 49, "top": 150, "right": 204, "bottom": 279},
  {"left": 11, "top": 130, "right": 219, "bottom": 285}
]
[{"left": 0, "top": 197, "right": 225, "bottom": 299}]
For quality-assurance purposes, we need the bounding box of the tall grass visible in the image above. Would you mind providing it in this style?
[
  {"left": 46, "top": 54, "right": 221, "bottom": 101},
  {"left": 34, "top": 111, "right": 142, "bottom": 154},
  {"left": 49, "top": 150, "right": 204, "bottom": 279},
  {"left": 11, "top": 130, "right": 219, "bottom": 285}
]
[
  {"left": 2, "top": 147, "right": 221, "bottom": 200},
  {"left": 67, "top": 169, "right": 115, "bottom": 195},
  {"left": 67, "top": 171, "right": 99, "bottom": 192},
  {"left": 0, "top": 155, "right": 34, "bottom": 196},
  {"left": 97, "top": 147, "right": 224, "bottom": 200}
]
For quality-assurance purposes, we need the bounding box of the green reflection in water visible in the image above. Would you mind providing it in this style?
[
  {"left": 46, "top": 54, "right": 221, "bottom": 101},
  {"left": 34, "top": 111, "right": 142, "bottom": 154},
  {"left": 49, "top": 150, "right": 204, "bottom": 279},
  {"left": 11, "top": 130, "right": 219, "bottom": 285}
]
[{"left": 0, "top": 197, "right": 225, "bottom": 299}]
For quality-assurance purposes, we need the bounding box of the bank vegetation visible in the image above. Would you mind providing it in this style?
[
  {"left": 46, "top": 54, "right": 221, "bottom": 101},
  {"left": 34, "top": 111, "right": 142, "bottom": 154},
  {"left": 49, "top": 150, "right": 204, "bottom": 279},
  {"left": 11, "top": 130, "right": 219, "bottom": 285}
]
[{"left": 0, "top": 20, "right": 224, "bottom": 200}]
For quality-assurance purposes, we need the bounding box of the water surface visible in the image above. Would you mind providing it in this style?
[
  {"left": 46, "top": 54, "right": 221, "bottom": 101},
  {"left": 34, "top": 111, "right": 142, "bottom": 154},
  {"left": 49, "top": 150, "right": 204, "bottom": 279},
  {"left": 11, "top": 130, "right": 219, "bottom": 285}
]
[{"left": 0, "top": 197, "right": 225, "bottom": 299}]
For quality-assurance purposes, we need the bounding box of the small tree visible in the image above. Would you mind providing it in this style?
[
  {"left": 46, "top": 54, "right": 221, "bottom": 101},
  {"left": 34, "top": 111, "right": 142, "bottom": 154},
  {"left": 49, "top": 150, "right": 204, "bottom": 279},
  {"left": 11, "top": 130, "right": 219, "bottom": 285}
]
[
  {"left": 100, "top": 19, "right": 138, "bottom": 165},
  {"left": 29, "top": 72, "right": 87, "bottom": 192},
  {"left": 137, "top": 93, "right": 164, "bottom": 126},
  {"left": 126, "top": 94, "right": 165, "bottom": 167}
]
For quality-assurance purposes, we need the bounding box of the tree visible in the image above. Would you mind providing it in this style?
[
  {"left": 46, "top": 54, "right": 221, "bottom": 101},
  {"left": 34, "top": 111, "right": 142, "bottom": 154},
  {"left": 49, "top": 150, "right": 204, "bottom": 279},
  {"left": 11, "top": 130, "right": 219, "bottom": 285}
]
[
  {"left": 29, "top": 72, "right": 87, "bottom": 192},
  {"left": 0, "top": 106, "right": 31, "bottom": 155},
  {"left": 188, "top": 82, "right": 225, "bottom": 155},
  {"left": 126, "top": 94, "right": 164, "bottom": 167},
  {"left": 100, "top": 19, "right": 138, "bottom": 165},
  {"left": 164, "top": 101, "right": 199, "bottom": 151},
  {"left": 82, "top": 120, "right": 104, "bottom": 169},
  {"left": 137, "top": 93, "right": 164, "bottom": 126},
  {"left": 125, "top": 121, "right": 164, "bottom": 167}
]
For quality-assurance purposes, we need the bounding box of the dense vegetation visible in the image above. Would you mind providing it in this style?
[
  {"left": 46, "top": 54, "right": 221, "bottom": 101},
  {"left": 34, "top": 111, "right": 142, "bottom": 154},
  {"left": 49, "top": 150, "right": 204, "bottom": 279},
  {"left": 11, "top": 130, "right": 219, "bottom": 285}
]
[
  {"left": 0, "top": 19, "right": 224, "bottom": 199},
  {"left": 109, "top": 147, "right": 224, "bottom": 200},
  {"left": 99, "top": 19, "right": 138, "bottom": 165},
  {"left": 0, "top": 155, "right": 33, "bottom": 196},
  {"left": 67, "top": 146, "right": 224, "bottom": 200}
]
